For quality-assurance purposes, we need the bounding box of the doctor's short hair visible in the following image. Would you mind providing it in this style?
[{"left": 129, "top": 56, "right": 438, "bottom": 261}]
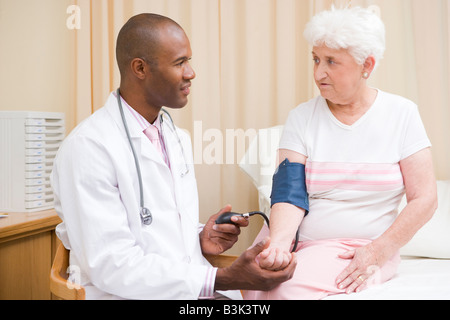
[
  {"left": 116, "top": 13, "right": 182, "bottom": 76},
  {"left": 304, "top": 6, "right": 386, "bottom": 70}
]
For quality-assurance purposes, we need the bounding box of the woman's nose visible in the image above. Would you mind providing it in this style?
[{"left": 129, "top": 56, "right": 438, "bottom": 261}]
[{"left": 314, "top": 63, "right": 327, "bottom": 81}]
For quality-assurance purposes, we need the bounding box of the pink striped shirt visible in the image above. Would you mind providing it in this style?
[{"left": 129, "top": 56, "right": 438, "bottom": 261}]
[
  {"left": 278, "top": 91, "right": 431, "bottom": 241},
  {"left": 117, "top": 95, "right": 170, "bottom": 168},
  {"left": 305, "top": 161, "right": 404, "bottom": 193}
]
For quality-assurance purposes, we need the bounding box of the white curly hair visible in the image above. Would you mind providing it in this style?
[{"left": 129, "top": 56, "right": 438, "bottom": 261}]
[{"left": 304, "top": 6, "right": 386, "bottom": 70}]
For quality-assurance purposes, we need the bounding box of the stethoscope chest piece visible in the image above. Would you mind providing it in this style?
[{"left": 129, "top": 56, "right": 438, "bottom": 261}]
[{"left": 140, "top": 207, "right": 153, "bottom": 225}]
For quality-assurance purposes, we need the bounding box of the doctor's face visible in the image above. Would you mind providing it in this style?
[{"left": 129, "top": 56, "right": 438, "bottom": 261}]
[{"left": 145, "top": 24, "right": 196, "bottom": 110}]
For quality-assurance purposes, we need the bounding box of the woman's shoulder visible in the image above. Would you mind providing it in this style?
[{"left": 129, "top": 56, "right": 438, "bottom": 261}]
[
  {"left": 288, "top": 96, "right": 325, "bottom": 119},
  {"left": 377, "top": 90, "right": 418, "bottom": 112}
]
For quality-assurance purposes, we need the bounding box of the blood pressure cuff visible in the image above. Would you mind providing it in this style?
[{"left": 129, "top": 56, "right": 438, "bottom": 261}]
[{"left": 270, "top": 159, "right": 309, "bottom": 215}]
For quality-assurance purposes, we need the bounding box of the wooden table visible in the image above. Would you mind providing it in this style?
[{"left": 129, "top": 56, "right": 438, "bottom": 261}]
[{"left": 0, "top": 209, "right": 62, "bottom": 300}]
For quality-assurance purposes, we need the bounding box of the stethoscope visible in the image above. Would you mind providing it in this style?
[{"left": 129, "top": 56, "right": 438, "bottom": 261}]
[{"left": 116, "top": 88, "right": 189, "bottom": 225}]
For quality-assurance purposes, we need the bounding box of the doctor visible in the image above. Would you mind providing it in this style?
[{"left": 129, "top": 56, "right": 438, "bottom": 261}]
[{"left": 51, "top": 13, "right": 296, "bottom": 300}]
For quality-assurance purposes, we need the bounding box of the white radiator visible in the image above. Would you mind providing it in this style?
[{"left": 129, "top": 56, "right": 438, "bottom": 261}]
[{"left": 0, "top": 111, "right": 65, "bottom": 212}]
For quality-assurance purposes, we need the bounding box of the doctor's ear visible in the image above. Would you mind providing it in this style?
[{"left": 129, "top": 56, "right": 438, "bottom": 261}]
[{"left": 130, "top": 58, "right": 148, "bottom": 80}]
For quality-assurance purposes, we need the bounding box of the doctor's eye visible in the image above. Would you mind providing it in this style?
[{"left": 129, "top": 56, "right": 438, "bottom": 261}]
[{"left": 174, "top": 57, "right": 192, "bottom": 67}]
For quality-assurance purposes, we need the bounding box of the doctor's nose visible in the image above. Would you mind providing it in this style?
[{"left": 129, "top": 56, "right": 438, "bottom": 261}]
[{"left": 184, "top": 62, "right": 196, "bottom": 80}]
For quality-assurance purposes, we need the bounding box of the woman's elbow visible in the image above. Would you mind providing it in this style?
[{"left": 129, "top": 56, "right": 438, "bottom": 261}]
[{"left": 424, "top": 190, "right": 438, "bottom": 222}]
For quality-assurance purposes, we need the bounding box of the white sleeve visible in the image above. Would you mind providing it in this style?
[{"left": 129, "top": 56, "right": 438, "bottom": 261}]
[
  {"left": 278, "top": 107, "right": 308, "bottom": 157},
  {"left": 400, "top": 104, "right": 432, "bottom": 160}
]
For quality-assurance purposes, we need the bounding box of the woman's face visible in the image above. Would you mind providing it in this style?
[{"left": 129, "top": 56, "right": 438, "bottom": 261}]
[{"left": 312, "top": 45, "right": 367, "bottom": 105}]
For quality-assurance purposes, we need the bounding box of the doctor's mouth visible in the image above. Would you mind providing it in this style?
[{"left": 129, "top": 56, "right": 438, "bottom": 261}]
[{"left": 181, "top": 82, "right": 191, "bottom": 96}]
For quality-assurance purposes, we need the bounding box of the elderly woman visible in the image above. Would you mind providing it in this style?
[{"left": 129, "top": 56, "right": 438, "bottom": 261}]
[{"left": 244, "top": 7, "right": 437, "bottom": 300}]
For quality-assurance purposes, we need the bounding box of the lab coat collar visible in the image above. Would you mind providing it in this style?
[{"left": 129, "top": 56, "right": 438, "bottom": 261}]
[{"left": 105, "top": 92, "right": 167, "bottom": 167}]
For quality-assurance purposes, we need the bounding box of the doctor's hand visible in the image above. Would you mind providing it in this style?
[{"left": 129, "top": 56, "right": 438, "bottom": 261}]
[
  {"left": 200, "top": 205, "right": 249, "bottom": 256},
  {"left": 215, "top": 237, "right": 297, "bottom": 291}
]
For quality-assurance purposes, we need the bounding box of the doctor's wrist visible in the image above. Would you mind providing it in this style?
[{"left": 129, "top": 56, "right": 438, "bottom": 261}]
[{"left": 214, "top": 267, "right": 236, "bottom": 291}]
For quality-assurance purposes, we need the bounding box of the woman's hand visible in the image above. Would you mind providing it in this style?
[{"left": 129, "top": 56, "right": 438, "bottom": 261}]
[
  {"left": 215, "top": 237, "right": 297, "bottom": 291},
  {"left": 335, "top": 243, "right": 382, "bottom": 294},
  {"left": 257, "top": 244, "right": 293, "bottom": 271}
]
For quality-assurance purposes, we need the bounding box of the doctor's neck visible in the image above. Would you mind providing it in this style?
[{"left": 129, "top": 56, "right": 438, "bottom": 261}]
[{"left": 118, "top": 84, "right": 161, "bottom": 124}]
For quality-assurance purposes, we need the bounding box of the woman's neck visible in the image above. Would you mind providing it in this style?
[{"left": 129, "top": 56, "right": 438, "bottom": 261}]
[{"left": 327, "top": 87, "right": 378, "bottom": 126}]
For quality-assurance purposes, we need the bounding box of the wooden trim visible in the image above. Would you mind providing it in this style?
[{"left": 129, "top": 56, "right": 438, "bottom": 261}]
[
  {"left": 50, "top": 243, "right": 86, "bottom": 300},
  {"left": 0, "top": 210, "right": 62, "bottom": 244}
]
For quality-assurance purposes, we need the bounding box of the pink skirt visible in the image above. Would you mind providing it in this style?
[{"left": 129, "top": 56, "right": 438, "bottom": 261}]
[{"left": 243, "top": 225, "right": 401, "bottom": 300}]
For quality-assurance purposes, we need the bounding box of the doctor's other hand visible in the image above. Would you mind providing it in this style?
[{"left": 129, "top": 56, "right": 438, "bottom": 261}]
[
  {"left": 215, "top": 237, "right": 297, "bottom": 291},
  {"left": 200, "top": 205, "right": 249, "bottom": 256}
]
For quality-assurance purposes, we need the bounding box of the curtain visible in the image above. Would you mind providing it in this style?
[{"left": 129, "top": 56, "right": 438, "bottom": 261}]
[{"left": 72, "top": 0, "right": 449, "bottom": 254}]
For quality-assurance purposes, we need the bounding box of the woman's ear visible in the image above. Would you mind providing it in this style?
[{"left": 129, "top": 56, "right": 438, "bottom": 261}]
[{"left": 363, "top": 55, "right": 376, "bottom": 77}]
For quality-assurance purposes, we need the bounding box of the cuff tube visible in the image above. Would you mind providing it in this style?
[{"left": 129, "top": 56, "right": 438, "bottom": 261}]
[{"left": 270, "top": 159, "right": 309, "bottom": 215}]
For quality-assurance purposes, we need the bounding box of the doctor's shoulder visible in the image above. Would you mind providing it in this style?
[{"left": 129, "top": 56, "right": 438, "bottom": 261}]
[{"left": 58, "top": 108, "right": 117, "bottom": 156}]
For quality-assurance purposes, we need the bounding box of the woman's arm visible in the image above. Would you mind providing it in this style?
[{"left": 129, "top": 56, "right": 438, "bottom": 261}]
[
  {"left": 373, "top": 148, "right": 437, "bottom": 259},
  {"left": 258, "top": 149, "right": 307, "bottom": 270},
  {"left": 336, "top": 148, "right": 438, "bottom": 293}
]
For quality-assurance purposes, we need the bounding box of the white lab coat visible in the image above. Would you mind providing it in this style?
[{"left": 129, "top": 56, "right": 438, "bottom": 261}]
[{"left": 52, "top": 92, "right": 239, "bottom": 300}]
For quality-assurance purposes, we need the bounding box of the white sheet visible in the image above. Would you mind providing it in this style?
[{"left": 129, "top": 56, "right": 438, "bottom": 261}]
[{"left": 324, "top": 258, "right": 450, "bottom": 300}]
